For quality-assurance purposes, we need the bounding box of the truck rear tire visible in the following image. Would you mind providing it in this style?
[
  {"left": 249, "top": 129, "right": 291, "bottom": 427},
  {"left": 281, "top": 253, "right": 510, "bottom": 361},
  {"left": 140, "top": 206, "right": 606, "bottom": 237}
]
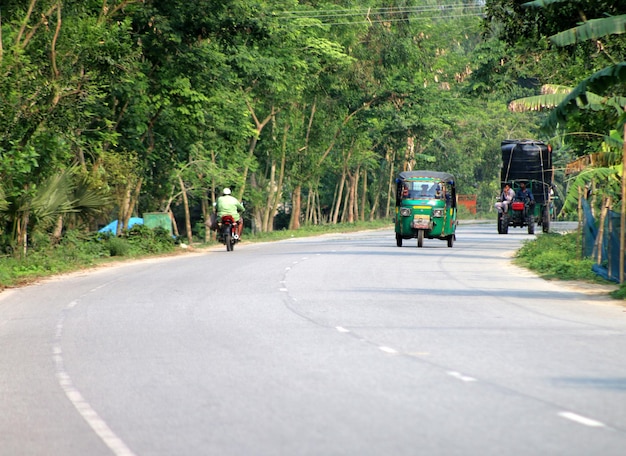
[
  {"left": 528, "top": 217, "right": 535, "bottom": 235},
  {"left": 542, "top": 206, "right": 550, "bottom": 233}
]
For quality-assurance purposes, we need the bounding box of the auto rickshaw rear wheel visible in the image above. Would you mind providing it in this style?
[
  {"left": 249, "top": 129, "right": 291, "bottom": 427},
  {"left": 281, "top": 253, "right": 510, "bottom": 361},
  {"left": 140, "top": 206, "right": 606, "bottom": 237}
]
[{"left": 417, "top": 230, "right": 424, "bottom": 248}]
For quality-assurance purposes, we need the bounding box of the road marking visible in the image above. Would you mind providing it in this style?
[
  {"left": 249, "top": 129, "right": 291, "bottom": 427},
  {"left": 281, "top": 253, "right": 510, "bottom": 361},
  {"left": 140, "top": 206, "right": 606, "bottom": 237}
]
[
  {"left": 447, "top": 371, "right": 477, "bottom": 382},
  {"left": 279, "top": 288, "right": 288, "bottom": 292},
  {"left": 54, "top": 305, "right": 137, "bottom": 456},
  {"left": 335, "top": 326, "right": 350, "bottom": 333},
  {"left": 379, "top": 346, "right": 398, "bottom": 354},
  {"left": 558, "top": 412, "right": 606, "bottom": 428}
]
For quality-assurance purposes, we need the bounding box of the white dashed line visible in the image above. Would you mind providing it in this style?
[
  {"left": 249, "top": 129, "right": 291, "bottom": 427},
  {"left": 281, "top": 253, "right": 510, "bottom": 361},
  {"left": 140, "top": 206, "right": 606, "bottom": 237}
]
[
  {"left": 447, "top": 371, "right": 477, "bottom": 382},
  {"left": 379, "top": 346, "right": 398, "bottom": 354},
  {"left": 558, "top": 412, "right": 606, "bottom": 428},
  {"left": 279, "top": 288, "right": 288, "bottom": 292},
  {"left": 335, "top": 326, "right": 350, "bottom": 333}
]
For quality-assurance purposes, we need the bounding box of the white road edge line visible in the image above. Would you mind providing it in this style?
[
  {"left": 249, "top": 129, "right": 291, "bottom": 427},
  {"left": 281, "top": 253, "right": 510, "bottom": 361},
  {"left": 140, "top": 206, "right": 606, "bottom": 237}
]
[
  {"left": 54, "top": 309, "right": 137, "bottom": 456},
  {"left": 558, "top": 411, "right": 606, "bottom": 428}
]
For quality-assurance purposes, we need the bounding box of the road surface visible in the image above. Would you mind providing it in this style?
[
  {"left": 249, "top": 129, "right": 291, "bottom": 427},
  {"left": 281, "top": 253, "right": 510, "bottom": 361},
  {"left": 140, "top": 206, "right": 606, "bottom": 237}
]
[{"left": 1, "top": 223, "right": 625, "bottom": 455}]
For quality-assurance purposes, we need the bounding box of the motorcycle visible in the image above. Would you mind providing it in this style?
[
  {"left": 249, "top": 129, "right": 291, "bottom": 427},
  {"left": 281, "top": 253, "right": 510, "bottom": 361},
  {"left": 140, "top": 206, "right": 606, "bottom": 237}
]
[{"left": 217, "top": 215, "right": 240, "bottom": 251}]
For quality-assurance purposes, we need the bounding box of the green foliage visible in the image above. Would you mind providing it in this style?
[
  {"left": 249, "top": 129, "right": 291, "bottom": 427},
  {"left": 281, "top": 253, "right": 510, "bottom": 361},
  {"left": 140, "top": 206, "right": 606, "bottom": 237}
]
[
  {"left": 514, "top": 232, "right": 598, "bottom": 280},
  {"left": 0, "top": 225, "right": 178, "bottom": 288}
]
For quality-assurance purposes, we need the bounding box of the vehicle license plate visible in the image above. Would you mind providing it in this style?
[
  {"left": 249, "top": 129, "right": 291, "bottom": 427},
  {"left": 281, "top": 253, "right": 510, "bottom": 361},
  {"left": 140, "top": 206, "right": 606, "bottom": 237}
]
[{"left": 413, "top": 216, "right": 430, "bottom": 229}]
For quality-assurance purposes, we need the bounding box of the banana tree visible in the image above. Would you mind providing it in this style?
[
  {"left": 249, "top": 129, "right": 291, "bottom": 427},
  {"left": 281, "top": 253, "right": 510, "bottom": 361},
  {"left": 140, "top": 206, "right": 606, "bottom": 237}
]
[{"left": 523, "top": 0, "right": 626, "bottom": 280}]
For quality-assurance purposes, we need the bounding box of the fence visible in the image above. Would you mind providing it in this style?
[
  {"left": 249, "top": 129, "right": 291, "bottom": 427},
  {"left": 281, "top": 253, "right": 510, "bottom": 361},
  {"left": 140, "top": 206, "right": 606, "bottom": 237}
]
[{"left": 582, "top": 198, "right": 621, "bottom": 282}]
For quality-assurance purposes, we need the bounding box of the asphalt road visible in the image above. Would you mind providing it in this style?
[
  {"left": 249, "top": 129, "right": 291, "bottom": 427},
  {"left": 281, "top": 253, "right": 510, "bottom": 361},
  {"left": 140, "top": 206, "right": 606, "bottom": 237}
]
[{"left": 1, "top": 223, "right": 625, "bottom": 456}]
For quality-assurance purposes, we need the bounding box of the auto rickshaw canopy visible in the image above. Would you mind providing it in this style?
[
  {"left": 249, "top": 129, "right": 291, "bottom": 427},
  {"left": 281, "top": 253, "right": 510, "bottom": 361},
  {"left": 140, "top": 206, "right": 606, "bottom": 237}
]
[{"left": 398, "top": 170, "right": 455, "bottom": 185}]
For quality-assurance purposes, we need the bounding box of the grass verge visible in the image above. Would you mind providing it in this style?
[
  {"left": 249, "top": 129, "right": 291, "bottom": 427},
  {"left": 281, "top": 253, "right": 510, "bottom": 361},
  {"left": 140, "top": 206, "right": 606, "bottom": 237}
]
[{"left": 513, "top": 230, "right": 625, "bottom": 299}]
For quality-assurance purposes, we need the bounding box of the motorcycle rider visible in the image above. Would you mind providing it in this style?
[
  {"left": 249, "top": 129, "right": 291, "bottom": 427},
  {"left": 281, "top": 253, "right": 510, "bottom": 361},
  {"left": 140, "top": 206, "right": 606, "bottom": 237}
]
[{"left": 215, "top": 188, "right": 245, "bottom": 238}]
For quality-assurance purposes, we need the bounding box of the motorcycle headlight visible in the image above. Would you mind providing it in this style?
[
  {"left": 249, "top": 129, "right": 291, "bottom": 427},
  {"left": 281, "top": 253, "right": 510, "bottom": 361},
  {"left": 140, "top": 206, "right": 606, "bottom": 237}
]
[
  {"left": 400, "top": 208, "right": 412, "bottom": 217},
  {"left": 433, "top": 209, "right": 444, "bottom": 218}
]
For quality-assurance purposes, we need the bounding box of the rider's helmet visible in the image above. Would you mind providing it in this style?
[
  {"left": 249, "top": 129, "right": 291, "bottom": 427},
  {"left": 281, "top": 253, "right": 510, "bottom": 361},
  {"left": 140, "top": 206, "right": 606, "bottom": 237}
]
[{"left": 223, "top": 188, "right": 231, "bottom": 195}]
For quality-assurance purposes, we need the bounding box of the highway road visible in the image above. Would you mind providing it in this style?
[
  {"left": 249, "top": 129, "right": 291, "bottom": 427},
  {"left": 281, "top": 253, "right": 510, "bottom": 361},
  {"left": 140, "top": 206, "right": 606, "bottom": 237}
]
[{"left": 1, "top": 223, "right": 625, "bottom": 455}]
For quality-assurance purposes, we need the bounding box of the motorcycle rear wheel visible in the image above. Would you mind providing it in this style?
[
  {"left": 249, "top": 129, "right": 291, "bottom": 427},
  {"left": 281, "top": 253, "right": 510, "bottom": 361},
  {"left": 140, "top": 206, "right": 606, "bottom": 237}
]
[{"left": 225, "top": 233, "right": 233, "bottom": 251}]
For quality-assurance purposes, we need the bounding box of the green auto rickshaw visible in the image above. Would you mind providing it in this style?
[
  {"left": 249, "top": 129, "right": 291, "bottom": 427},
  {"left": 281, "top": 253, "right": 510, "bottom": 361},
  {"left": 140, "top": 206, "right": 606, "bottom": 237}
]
[{"left": 394, "top": 170, "right": 457, "bottom": 248}]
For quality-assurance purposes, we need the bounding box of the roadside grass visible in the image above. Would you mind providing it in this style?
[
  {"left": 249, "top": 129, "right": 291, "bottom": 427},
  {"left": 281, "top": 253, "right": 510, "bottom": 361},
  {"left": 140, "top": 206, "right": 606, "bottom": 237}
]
[
  {"left": 514, "top": 232, "right": 598, "bottom": 281},
  {"left": 513, "top": 231, "right": 626, "bottom": 299}
]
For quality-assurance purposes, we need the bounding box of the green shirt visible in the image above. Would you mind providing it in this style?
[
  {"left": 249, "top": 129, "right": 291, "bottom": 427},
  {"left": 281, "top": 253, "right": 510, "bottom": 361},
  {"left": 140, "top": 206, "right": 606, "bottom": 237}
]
[{"left": 216, "top": 195, "right": 244, "bottom": 221}]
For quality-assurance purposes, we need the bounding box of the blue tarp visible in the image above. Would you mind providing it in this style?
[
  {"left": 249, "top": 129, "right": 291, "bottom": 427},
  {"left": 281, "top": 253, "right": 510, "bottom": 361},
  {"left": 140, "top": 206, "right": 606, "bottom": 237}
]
[{"left": 99, "top": 217, "right": 144, "bottom": 234}]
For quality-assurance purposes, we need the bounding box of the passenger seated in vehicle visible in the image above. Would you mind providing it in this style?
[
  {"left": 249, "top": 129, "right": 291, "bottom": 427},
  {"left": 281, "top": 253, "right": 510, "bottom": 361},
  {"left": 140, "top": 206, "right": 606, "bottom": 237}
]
[
  {"left": 402, "top": 184, "right": 409, "bottom": 198},
  {"left": 516, "top": 181, "right": 534, "bottom": 204}
]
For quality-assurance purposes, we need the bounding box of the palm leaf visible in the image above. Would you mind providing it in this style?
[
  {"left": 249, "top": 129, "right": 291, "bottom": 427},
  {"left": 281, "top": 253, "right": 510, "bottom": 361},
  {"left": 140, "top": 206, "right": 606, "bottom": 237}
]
[
  {"left": 543, "top": 63, "right": 626, "bottom": 130},
  {"left": 523, "top": 0, "right": 568, "bottom": 6},
  {"left": 30, "top": 171, "right": 77, "bottom": 229},
  {"left": 0, "top": 186, "right": 8, "bottom": 212},
  {"left": 550, "top": 15, "right": 626, "bottom": 46},
  {"left": 561, "top": 167, "right": 620, "bottom": 215},
  {"left": 509, "top": 84, "right": 623, "bottom": 113},
  {"left": 509, "top": 93, "right": 569, "bottom": 112}
]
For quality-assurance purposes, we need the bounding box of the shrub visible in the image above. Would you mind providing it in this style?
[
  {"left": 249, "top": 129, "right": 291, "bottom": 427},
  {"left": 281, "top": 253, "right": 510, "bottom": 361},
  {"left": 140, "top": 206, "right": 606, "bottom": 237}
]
[
  {"left": 106, "top": 237, "right": 130, "bottom": 256},
  {"left": 515, "top": 232, "right": 597, "bottom": 281}
]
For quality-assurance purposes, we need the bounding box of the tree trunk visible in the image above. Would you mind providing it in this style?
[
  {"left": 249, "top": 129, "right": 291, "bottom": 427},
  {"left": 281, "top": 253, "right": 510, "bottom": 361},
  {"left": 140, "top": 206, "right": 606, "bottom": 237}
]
[
  {"left": 240, "top": 102, "right": 277, "bottom": 200},
  {"left": 52, "top": 215, "right": 63, "bottom": 243},
  {"left": 619, "top": 116, "right": 626, "bottom": 283},
  {"left": 262, "top": 160, "right": 277, "bottom": 232},
  {"left": 169, "top": 210, "right": 180, "bottom": 237},
  {"left": 201, "top": 194, "right": 209, "bottom": 243},
  {"left": 361, "top": 168, "right": 367, "bottom": 222},
  {"left": 289, "top": 185, "right": 302, "bottom": 230},
  {"left": 117, "top": 183, "right": 132, "bottom": 235},
  {"left": 16, "top": 212, "right": 29, "bottom": 257},
  {"left": 332, "top": 169, "right": 347, "bottom": 224},
  {"left": 385, "top": 149, "right": 397, "bottom": 218},
  {"left": 341, "top": 176, "right": 353, "bottom": 223},
  {"left": 179, "top": 175, "right": 193, "bottom": 245}
]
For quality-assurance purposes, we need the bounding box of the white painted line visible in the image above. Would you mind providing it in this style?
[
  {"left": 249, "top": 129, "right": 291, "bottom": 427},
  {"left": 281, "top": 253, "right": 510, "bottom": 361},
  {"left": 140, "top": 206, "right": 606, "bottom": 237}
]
[
  {"left": 558, "top": 412, "right": 606, "bottom": 428},
  {"left": 54, "top": 365, "right": 137, "bottom": 456},
  {"left": 279, "top": 288, "right": 288, "bottom": 292},
  {"left": 336, "top": 326, "right": 350, "bottom": 333},
  {"left": 53, "top": 306, "right": 137, "bottom": 456},
  {"left": 285, "top": 267, "right": 291, "bottom": 271},
  {"left": 447, "top": 371, "right": 477, "bottom": 382},
  {"left": 379, "top": 346, "right": 398, "bottom": 354}
]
